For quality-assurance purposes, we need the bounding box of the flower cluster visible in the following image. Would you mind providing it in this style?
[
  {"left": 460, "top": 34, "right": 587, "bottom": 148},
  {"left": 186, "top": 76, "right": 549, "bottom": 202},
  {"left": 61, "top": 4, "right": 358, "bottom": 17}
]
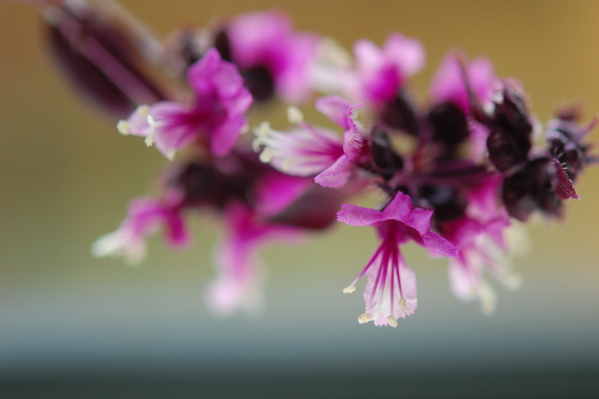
[{"left": 24, "top": 0, "right": 596, "bottom": 326}]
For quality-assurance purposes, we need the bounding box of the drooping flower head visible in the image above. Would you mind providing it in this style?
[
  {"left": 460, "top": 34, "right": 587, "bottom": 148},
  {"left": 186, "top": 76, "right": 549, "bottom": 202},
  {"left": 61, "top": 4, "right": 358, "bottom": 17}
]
[
  {"left": 338, "top": 192, "right": 457, "bottom": 327},
  {"left": 117, "top": 48, "right": 253, "bottom": 159}
]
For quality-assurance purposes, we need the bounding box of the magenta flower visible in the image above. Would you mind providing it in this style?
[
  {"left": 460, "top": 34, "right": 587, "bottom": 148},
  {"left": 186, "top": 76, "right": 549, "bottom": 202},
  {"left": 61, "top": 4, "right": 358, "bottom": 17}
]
[
  {"left": 117, "top": 49, "right": 252, "bottom": 159},
  {"left": 226, "top": 11, "right": 319, "bottom": 103},
  {"left": 429, "top": 53, "right": 496, "bottom": 114},
  {"left": 205, "top": 201, "right": 303, "bottom": 315},
  {"left": 437, "top": 177, "right": 522, "bottom": 314},
  {"left": 336, "top": 33, "right": 425, "bottom": 106},
  {"left": 338, "top": 192, "right": 457, "bottom": 327},
  {"left": 91, "top": 192, "right": 189, "bottom": 264},
  {"left": 254, "top": 96, "right": 368, "bottom": 188}
]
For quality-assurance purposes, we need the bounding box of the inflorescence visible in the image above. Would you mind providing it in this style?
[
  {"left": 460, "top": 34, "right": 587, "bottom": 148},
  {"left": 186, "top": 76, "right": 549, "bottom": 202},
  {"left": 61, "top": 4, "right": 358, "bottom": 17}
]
[{"left": 20, "top": 0, "right": 597, "bottom": 326}]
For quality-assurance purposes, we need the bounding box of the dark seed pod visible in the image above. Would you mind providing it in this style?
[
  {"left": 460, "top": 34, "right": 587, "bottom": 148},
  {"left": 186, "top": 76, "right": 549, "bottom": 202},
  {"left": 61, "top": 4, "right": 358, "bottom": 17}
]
[
  {"left": 428, "top": 102, "right": 469, "bottom": 154},
  {"left": 486, "top": 84, "right": 533, "bottom": 174},
  {"left": 370, "top": 128, "right": 404, "bottom": 180},
  {"left": 379, "top": 90, "right": 419, "bottom": 135},
  {"left": 417, "top": 184, "right": 466, "bottom": 222},
  {"left": 171, "top": 159, "right": 254, "bottom": 209},
  {"left": 44, "top": 2, "right": 167, "bottom": 118},
  {"left": 241, "top": 65, "right": 276, "bottom": 103},
  {"left": 502, "top": 157, "right": 563, "bottom": 221}
]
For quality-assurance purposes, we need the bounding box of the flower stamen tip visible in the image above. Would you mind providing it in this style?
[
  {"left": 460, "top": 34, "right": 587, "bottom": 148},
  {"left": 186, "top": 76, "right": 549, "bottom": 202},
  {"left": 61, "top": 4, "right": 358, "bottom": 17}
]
[
  {"left": 287, "top": 106, "right": 304, "bottom": 124},
  {"left": 387, "top": 316, "right": 398, "bottom": 328},
  {"left": 357, "top": 313, "right": 370, "bottom": 324},
  {"left": 399, "top": 297, "right": 407, "bottom": 312},
  {"left": 117, "top": 120, "right": 130, "bottom": 135},
  {"left": 343, "top": 285, "right": 356, "bottom": 294},
  {"left": 259, "top": 148, "right": 274, "bottom": 163},
  {"left": 136, "top": 104, "right": 150, "bottom": 117}
]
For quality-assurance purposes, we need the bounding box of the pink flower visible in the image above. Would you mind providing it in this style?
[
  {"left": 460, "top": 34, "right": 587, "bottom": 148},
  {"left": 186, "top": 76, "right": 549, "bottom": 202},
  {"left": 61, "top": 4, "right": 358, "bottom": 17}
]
[
  {"left": 338, "top": 192, "right": 457, "bottom": 327},
  {"left": 91, "top": 193, "right": 189, "bottom": 264},
  {"left": 351, "top": 33, "right": 425, "bottom": 104},
  {"left": 429, "top": 53, "right": 496, "bottom": 114},
  {"left": 254, "top": 96, "right": 367, "bottom": 188},
  {"left": 117, "top": 49, "right": 252, "bottom": 159},
  {"left": 227, "top": 11, "right": 319, "bottom": 103},
  {"left": 205, "top": 202, "right": 302, "bottom": 315},
  {"left": 440, "top": 177, "right": 521, "bottom": 314}
]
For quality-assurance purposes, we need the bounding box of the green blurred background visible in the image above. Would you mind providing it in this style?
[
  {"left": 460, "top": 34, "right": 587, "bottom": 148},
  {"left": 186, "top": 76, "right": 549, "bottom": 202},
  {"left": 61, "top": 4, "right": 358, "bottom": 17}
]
[{"left": 1, "top": 0, "right": 599, "bottom": 396}]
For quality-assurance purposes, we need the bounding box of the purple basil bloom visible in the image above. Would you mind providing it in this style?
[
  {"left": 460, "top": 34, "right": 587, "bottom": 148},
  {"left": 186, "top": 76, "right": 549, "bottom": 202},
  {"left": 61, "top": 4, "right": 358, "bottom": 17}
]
[
  {"left": 117, "top": 49, "right": 252, "bottom": 159},
  {"left": 206, "top": 201, "right": 303, "bottom": 315},
  {"left": 429, "top": 53, "right": 496, "bottom": 114},
  {"left": 226, "top": 11, "right": 319, "bottom": 103},
  {"left": 438, "top": 177, "right": 522, "bottom": 314},
  {"left": 338, "top": 192, "right": 457, "bottom": 327},
  {"left": 91, "top": 192, "right": 189, "bottom": 264},
  {"left": 351, "top": 33, "right": 425, "bottom": 105},
  {"left": 254, "top": 96, "right": 368, "bottom": 188}
]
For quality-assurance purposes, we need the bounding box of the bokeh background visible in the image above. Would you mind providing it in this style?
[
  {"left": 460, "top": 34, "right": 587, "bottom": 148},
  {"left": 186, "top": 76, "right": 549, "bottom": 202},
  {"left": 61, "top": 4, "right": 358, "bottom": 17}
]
[{"left": 1, "top": 0, "right": 599, "bottom": 397}]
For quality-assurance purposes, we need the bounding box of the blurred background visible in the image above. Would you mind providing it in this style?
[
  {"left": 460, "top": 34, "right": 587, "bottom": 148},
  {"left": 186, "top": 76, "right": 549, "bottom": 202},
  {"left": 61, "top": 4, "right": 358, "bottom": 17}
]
[{"left": 1, "top": 0, "right": 598, "bottom": 397}]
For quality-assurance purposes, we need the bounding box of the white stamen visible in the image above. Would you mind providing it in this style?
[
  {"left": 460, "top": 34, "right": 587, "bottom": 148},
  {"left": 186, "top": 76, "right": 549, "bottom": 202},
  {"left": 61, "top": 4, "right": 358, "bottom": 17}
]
[
  {"left": 252, "top": 122, "right": 272, "bottom": 152},
  {"left": 166, "top": 150, "right": 176, "bottom": 161},
  {"left": 287, "top": 106, "right": 304, "bottom": 124},
  {"left": 144, "top": 134, "right": 155, "bottom": 147},
  {"left": 145, "top": 114, "right": 157, "bottom": 147},
  {"left": 259, "top": 148, "right": 274, "bottom": 163},
  {"left": 357, "top": 313, "right": 370, "bottom": 324},
  {"left": 136, "top": 104, "right": 151, "bottom": 117},
  {"left": 117, "top": 120, "right": 130, "bottom": 135},
  {"left": 343, "top": 285, "right": 356, "bottom": 294},
  {"left": 253, "top": 121, "right": 272, "bottom": 139},
  {"left": 387, "top": 316, "right": 398, "bottom": 328}
]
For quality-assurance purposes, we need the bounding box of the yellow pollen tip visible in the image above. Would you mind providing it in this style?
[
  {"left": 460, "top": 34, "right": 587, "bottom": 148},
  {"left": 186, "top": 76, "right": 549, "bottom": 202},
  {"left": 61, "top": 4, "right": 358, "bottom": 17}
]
[
  {"left": 144, "top": 134, "right": 154, "bottom": 147},
  {"left": 287, "top": 106, "right": 304, "bottom": 124},
  {"left": 387, "top": 316, "right": 398, "bottom": 328},
  {"left": 357, "top": 313, "right": 370, "bottom": 324},
  {"left": 399, "top": 298, "right": 407, "bottom": 312},
  {"left": 342, "top": 286, "right": 356, "bottom": 294},
  {"left": 136, "top": 104, "right": 150, "bottom": 117},
  {"left": 117, "top": 120, "right": 130, "bottom": 135},
  {"left": 253, "top": 122, "right": 272, "bottom": 139},
  {"left": 259, "top": 148, "right": 274, "bottom": 163}
]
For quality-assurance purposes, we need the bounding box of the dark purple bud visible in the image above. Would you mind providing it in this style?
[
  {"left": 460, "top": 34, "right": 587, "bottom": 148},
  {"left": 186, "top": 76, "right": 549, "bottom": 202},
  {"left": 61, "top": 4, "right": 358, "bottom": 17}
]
[
  {"left": 417, "top": 184, "right": 466, "bottom": 222},
  {"left": 169, "top": 155, "right": 258, "bottom": 209},
  {"left": 486, "top": 128, "right": 530, "bottom": 173},
  {"left": 486, "top": 84, "right": 533, "bottom": 173},
  {"left": 212, "top": 29, "right": 274, "bottom": 103},
  {"left": 545, "top": 108, "right": 597, "bottom": 182},
  {"left": 428, "top": 102, "right": 469, "bottom": 154},
  {"left": 269, "top": 186, "right": 343, "bottom": 230},
  {"left": 379, "top": 90, "right": 419, "bottom": 135},
  {"left": 370, "top": 128, "right": 404, "bottom": 180},
  {"left": 502, "top": 157, "right": 564, "bottom": 221},
  {"left": 43, "top": 2, "right": 167, "bottom": 118},
  {"left": 241, "top": 65, "right": 275, "bottom": 103},
  {"left": 213, "top": 29, "right": 233, "bottom": 62}
]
